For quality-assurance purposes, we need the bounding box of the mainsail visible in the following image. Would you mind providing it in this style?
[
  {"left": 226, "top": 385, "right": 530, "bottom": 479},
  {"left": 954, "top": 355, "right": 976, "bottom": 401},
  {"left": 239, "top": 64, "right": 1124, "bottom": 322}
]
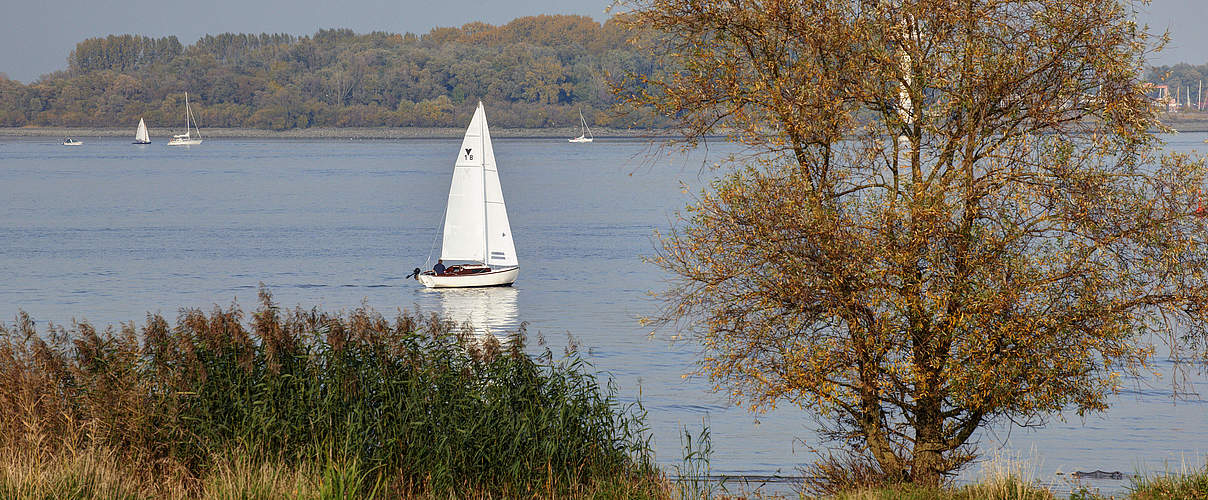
[{"left": 439, "top": 102, "right": 517, "bottom": 267}]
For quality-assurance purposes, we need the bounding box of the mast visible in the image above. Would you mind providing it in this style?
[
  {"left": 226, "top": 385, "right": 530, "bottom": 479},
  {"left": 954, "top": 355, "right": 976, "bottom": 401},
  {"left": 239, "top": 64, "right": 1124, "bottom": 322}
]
[
  {"left": 189, "top": 94, "right": 200, "bottom": 137},
  {"left": 184, "top": 92, "right": 189, "bottom": 134},
  {"left": 480, "top": 103, "right": 489, "bottom": 266}
]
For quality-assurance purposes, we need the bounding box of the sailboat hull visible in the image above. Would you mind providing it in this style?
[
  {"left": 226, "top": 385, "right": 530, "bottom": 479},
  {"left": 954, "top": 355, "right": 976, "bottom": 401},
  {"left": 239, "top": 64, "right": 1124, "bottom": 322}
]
[
  {"left": 167, "top": 138, "right": 203, "bottom": 146},
  {"left": 133, "top": 140, "right": 151, "bottom": 144},
  {"left": 570, "top": 109, "right": 593, "bottom": 142},
  {"left": 418, "top": 267, "right": 518, "bottom": 288}
]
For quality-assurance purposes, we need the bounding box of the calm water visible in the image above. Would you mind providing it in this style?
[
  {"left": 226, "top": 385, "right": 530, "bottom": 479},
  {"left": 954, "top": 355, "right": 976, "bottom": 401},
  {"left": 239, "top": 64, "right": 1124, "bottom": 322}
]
[{"left": 3, "top": 133, "right": 1208, "bottom": 493}]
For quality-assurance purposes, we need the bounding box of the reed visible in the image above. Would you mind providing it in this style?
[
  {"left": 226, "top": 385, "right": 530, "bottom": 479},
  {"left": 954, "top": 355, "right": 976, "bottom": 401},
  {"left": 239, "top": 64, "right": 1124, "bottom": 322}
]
[
  {"left": 0, "top": 288, "right": 660, "bottom": 498},
  {"left": 1127, "top": 459, "right": 1208, "bottom": 499},
  {"left": 674, "top": 420, "right": 718, "bottom": 500}
]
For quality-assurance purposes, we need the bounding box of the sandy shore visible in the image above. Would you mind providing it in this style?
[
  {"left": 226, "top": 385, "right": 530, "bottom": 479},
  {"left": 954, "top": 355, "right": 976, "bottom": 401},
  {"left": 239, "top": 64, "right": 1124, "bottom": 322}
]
[{"left": 0, "top": 126, "right": 676, "bottom": 140}]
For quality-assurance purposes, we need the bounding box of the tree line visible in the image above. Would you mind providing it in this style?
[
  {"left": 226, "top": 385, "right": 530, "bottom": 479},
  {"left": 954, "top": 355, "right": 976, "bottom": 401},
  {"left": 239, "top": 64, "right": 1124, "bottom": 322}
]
[{"left": 0, "top": 15, "right": 670, "bottom": 130}]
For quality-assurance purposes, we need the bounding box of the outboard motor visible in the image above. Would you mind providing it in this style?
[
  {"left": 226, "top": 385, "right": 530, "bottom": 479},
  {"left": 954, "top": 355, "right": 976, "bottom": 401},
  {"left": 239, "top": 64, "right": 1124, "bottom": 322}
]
[{"left": 406, "top": 267, "right": 422, "bottom": 280}]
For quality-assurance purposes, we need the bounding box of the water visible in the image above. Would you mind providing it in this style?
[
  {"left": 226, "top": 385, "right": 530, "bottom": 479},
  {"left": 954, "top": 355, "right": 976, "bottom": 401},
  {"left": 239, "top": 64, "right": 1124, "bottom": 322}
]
[{"left": 3, "top": 133, "right": 1208, "bottom": 494}]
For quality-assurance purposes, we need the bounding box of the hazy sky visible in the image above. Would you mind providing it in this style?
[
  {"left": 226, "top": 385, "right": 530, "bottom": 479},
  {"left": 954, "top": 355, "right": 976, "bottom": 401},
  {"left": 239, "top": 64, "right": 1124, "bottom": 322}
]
[{"left": 0, "top": 0, "right": 1204, "bottom": 83}]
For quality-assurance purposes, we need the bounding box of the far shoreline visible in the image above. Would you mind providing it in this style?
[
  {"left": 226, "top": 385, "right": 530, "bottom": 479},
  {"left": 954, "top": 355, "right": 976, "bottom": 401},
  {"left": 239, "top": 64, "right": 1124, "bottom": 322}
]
[
  {"left": 1156, "top": 113, "right": 1208, "bottom": 133},
  {"left": 0, "top": 126, "right": 679, "bottom": 140},
  {"left": 7, "top": 114, "right": 1208, "bottom": 140}
]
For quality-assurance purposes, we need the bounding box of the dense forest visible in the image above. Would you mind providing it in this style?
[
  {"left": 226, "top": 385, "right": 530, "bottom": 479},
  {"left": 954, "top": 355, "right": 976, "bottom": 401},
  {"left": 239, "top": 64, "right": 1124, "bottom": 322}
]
[
  {"left": 2, "top": 15, "right": 1201, "bottom": 131},
  {"left": 0, "top": 15, "right": 670, "bottom": 130}
]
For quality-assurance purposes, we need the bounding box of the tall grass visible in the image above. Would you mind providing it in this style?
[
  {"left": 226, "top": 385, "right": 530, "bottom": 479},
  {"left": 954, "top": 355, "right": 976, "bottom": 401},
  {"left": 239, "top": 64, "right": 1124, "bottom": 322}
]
[
  {"left": 0, "top": 444, "right": 176, "bottom": 499},
  {"left": 674, "top": 420, "right": 717, "bottom": 500},
  {"left": 0, "top": 288, "right": 659, "bottom": 497},
  {"left": 828, "top": 452, "right": 1056, "bottom": 500},
  {"left": 1128, "top": 458, "right": 1208, "bottom": 499}
]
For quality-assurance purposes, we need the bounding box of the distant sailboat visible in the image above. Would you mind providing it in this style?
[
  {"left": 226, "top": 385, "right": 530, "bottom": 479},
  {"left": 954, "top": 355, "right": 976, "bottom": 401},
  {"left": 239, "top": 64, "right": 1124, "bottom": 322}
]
[
  {"left": 62, "top": 138, "right": 83, "bottom": 146},
  {"left": 133, "top": 118, "right": 151, "bottom": 144},
  {"left": 416, "top": 102, "right": 519, "bottom": 288},
  {"left": 167, "top": 92, "right": 203, "bottom": 146},
  {"left": 569, "top": 108, "right": 593, "bottom": 143}
]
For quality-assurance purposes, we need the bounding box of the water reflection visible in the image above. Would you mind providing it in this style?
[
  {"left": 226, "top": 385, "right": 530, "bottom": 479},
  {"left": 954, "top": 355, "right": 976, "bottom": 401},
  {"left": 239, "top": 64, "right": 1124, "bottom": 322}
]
[{"left": 426, "top": 286, "right": 519, "bottom": 338}]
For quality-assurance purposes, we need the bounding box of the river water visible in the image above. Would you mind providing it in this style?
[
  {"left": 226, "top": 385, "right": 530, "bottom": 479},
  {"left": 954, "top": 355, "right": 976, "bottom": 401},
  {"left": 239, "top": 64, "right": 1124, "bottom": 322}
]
[{"left": 3, "top": 133, "right": 1208, "bottom": 494}]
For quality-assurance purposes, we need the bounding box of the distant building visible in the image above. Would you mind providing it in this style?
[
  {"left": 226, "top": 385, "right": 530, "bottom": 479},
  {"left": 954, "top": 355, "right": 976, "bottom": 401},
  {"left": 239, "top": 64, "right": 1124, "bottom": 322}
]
[{"left": 1145, "top": 83, "right": 1178, "bottom": 112}]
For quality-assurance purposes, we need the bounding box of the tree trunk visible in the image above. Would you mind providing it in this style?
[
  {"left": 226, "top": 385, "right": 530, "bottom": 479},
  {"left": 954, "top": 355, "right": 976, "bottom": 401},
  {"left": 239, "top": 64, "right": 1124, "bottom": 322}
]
[{"left": 911, "top": 398, "right": 945, "bottom": 485}]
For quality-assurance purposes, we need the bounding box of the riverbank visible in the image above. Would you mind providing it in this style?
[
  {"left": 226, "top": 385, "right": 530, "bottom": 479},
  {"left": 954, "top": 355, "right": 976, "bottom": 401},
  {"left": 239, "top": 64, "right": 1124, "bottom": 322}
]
[
  {"left": 8, "top": 115, "right": 1208, "bottom": 139},
  {"left": 1161, "top": 112, "right": 1208, "bottom": 133},
  {"left": 0, "top": 125, "right": 677, "bottom": 140}
]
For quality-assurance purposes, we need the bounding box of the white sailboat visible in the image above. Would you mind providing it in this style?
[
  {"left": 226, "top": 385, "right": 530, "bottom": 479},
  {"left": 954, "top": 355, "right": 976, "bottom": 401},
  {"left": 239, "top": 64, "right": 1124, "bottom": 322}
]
[
  {"left": 167, "top": 92, "right": 203, "bottom": 146},
  {"left": 569, "top": 108, "right": 593, "bottom": 143},
  {"left": 133, "top": 118, "right": 151, "bottom": 144},
  {"left": 417, "top": 102, "right": 519, "bottom": 288},
  {"left": 62, "top": 138, "right": 83, "bottom": 146}
]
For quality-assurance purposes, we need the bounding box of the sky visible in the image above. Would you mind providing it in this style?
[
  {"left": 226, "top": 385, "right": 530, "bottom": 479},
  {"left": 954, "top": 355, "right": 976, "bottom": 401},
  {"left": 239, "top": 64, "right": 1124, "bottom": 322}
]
[{"left": 0, "top": 0, "right": 1204, "bottom": 83}]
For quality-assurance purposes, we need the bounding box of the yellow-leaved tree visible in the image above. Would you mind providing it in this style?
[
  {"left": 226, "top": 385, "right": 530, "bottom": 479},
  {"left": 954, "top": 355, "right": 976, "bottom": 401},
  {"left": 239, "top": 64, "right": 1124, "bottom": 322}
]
[{"left": 618, "top": 0, "right": 1208, "bottom": 486}]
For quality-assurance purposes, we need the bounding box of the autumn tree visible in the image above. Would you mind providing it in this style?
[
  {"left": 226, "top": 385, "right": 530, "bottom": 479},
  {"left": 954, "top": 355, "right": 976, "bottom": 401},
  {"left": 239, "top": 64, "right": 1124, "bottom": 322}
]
[{"left": 621, "top": 0, "right": 1208, "bottom": 485}]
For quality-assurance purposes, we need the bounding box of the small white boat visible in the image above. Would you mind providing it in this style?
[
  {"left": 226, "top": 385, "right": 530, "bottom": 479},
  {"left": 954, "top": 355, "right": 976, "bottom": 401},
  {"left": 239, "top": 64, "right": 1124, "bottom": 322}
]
[
  {"left": 569, "top": 108, "right": 593, "bottom": 143},
  {"left": 417, "top": 102, "right": 519, "bottom": 288},
  {"left": 167, "top": 92, "right": 203, "bottom": 146},
  {"left": 62, "top": 138, "right": 82, "bottom": 146},
  {"left": 133, "top": 118, "right": 151, "bottom": 144},
  {"left": 422, "top": 266, "right": 519, "bottom": 288}
]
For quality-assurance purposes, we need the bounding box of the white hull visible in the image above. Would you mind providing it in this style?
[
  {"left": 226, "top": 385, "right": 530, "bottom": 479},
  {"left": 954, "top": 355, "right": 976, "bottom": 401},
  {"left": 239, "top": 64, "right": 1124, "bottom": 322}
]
[
  {"left": 569, "top": 136, "right": 593, "bottom": 143},
  {"left": 167, "top": 138, "right": 203, "bottom": 146},
  {"left": 419, "top": 267, "right": 518, "bottom": 288},
  {"left": 62, "top": 141, "right": 83, "bottom": 146}
]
